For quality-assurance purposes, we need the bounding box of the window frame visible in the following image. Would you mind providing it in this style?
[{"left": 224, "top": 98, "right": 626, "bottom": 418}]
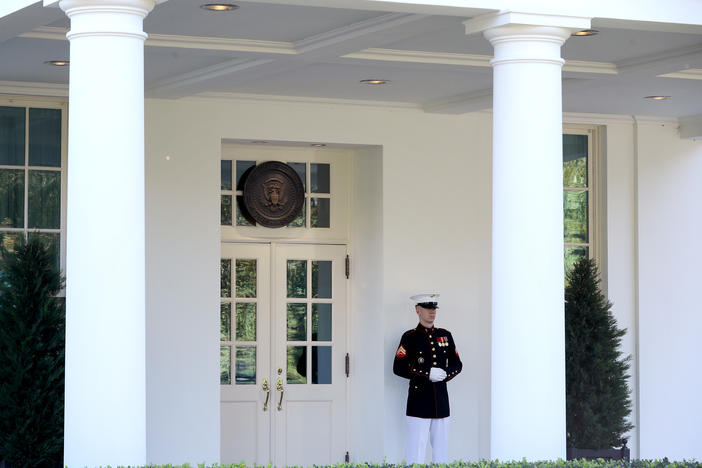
[
  {"left": 563, "top": 124, "right": 605, "bottom": 287},
  {"left": 0, "top": 96, "right": 68, "bottom": 289}
]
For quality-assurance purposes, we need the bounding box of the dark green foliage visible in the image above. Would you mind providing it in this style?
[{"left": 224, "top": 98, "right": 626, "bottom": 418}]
[
  {"left": 565, "top": 258, "right": 633, "bottom": 449},
  {"left": 0, "top": 236, "right": 64, "bottom": 468}
]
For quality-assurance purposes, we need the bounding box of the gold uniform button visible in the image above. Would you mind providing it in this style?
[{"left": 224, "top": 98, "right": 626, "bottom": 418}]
[
  {"left": 432, "top": 348, "right": 435, "bottom": 351},
  {"left": 432, "top": 354, "right": 436, "bottom": 358},
  {"left": 433, "top": 362, "right": 437, "bottom": 365}
]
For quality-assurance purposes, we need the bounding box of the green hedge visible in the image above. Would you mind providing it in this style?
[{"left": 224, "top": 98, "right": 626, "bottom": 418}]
[{"left": 89, "top": 460, "right": 702, "bottom": 468}]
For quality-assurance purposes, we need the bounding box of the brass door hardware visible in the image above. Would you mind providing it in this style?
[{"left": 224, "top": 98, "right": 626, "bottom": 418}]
[{"left": 262, "top": 378, "right": 270, "bottom": 411}]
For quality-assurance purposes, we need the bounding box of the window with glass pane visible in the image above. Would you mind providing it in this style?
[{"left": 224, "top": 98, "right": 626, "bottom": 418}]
[
  {"left": 221, "top": 259, "right": 232, "bottom": 298},
  {"left": 312, "top": 303, "right": 332, "bottom": 341},
  {"left": 28, "top": 171, "right": 60, "bottom": 229},
  {"left": 287, "top": 345, "right": 306, "bottom": 384},
  {"left": 221, "top": 195, "right": 232, "bottom": 226},
  {"left": 287, "top": 303, "right": 307, "bottom": 341},
  {"left": 221, "top": 256, "right": 260, "bottom": 386},
  {"left": 235, "top": 346, "right": 256, "bottom": 384},
  {"left": 221, "top": 302, "right": 232, "bottom": 341},
  {"left": 221, "top": 346, "right": 232, "bottom": 384},
  {"left": 0, "top": 170, "right": 24, "bottom": 228},
  {"left": 0, "top": 104, "right": 63, "bottom": 271},
  {"left": 235, "top": 303, "right": 256, "bottom": 341},
  {"left": 563, "top": 133, "right": 591, "bottom": 281},
  {"left": 28, "top": 108, "right": 61, "bottom": 167},
  {"left": 235, "top": 259, "right": 257, "bottom": 298},
  {"left": 0, "top": 107, "right": 25, "bottom": 166}
]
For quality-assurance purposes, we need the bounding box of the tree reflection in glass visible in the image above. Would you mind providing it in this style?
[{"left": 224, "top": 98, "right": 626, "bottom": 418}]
[
  {"left": 287, "top": 345, "right": 306, "bottom": 384},
  {"left": 563, "top": 190, "right": 588, "bottom": 243},
  {"left": 287, "top": 303, "right": 307, "bottom": 341},
  {"left": 287, "top": 260, "right": 306, "bottom": 298},
  {"left": 235, "top": 303, "right": 256, "bottom": 341},
  {"left": 220, "top": 346, "right": 231, "bottom": 384},
  {"left": 235, "top": 346, "right": 256, "bottom": 385},
  {"left": 220, "top": 302, "right": 231, "bottom": 341},
  {"left": 220, "top": 259, "right": 231, "bottom": 298},
  {"left": 235, "top": 259, "right": 256, "bottom": 298}
]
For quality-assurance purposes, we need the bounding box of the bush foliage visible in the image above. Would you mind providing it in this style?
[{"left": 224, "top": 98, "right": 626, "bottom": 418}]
[
  {"left": 0, "top": 237, "right": 65, "bottom": 468},
  {"left": 565, "top": 258, "right": 633, "bottom": 448}
]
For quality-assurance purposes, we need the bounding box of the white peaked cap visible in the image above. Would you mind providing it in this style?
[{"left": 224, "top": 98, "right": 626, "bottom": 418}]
[{"left": 410, "top": 293, "right": 440, "bottom": 303}]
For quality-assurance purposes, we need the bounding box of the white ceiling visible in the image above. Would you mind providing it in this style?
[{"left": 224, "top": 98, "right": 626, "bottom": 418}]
[{"left": 1, "top": 0, "right": 702, "bottom": 117}]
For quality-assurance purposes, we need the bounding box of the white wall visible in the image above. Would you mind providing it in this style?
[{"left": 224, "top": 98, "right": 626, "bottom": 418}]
[
  {"left": 602, "top": 122, "right": 639, "bottom": 455},
  {"left": 381, "top": 115, "right": 492, "bottom": 462},
  {"left": 350, "top": 146, "right": 385, "bottom": 461},
  {"left": 145, "top": 105, "right": 222, "bottom": 464},
  {"left": 143, "top": 93, "right": 702, "bottom": 464},
  {"left": 144, "top": 97, "right": 493, "bottom": 464},
  {"left": 635, "top": 121, "right": 702, "bottom": 460}
]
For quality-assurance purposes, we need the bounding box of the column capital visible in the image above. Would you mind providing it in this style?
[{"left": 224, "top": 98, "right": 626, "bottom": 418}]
[
  {"left": 465, "top": 11, "right": 590, "bottom": 68},
  {"left": 59, "top": 0, "right": 158, "bottom": 18},
  {"left": 60, "top": 0, "right": 160, "bottom": 41},
  {"left": 464, "top": 10, "right": 590, "bottom": 36}
]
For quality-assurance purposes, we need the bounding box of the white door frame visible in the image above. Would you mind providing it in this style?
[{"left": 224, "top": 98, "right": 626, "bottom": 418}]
[{"left": 220, "top": 240, "right": 351, "bottom": 465}]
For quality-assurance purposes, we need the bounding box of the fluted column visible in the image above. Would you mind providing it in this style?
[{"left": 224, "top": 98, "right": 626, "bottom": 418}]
[
  {"left": 60, "top": 0, "right": 155, "bottom": 465},
  {"left": 465, "top": 12, "right": 590, "bottom": 460}
]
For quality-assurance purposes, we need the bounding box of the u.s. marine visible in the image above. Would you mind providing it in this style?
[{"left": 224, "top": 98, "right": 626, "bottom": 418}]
[{"left": 393, "top": 293, "right": 462, "bottom": 464}]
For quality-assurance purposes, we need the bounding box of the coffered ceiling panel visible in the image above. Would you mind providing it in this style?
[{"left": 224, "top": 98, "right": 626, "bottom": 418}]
[{"left": 1, "top": 0, "right": 701, "bottom": 117}]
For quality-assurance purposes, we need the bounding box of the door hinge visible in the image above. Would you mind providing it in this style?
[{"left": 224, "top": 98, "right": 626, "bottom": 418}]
[
  {"left": 345, "top": 451, "right": 350, "bottom": 463},
  {"left": 345, "top": 254, "right": 350, "bottom": 279},
  {"left": 345, "top": 353, "right": 350, "bottom": 377}
]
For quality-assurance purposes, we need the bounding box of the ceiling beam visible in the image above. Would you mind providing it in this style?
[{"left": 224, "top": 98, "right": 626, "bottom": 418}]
[
  {"left": 423, "top": 88, "right": 492, "bottom": 114},
  {"left": 147, "top": 58, "right": 275, "bottom": 97},
  {"left": 344, "top": 47, "right": 617, "bottom": 74}
]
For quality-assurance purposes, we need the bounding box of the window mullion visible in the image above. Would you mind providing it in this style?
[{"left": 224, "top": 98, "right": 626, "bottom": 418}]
[{"left": 24, "top": 106, "right": 29, "bottom": 237}]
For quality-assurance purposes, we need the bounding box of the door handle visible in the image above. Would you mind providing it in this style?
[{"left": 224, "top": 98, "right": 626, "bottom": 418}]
[
  {"left": 276, "top": 378, "right": 284, "bottom": 411},
  {"left": 262, "top": 378, "right": 270, "bottom": 411}
]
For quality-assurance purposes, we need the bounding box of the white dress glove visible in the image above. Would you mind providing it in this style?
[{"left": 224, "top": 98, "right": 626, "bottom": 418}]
[{"left": 429, "top": 367, "right": 447, "bottom": 382}]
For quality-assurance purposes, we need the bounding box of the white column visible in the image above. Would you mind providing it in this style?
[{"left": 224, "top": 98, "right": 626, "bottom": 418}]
[
  {"left": 465, "top": 13, "right": 589, "bottom": 461},
  {"left": 60, "top": 0, "right": 155, "bottom": 466}
]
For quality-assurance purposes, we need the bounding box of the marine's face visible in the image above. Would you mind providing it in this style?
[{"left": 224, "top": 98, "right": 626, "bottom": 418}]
[{"left": 416, "top": 305, "right": 437, "bottom": 327}]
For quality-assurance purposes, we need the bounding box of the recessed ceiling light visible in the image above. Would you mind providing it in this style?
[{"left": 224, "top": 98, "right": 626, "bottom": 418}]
[
  {"left": 311, "top": 143, "right": 326, "bottom": 147},
  {"left": 200, "top": 3, "right": 238, "bottom": 11},
  {"left": 45, "top": 60, "right": 69, "bottom": 66},
  {"left": 572, "top": 29, "right": 599, "bottom": 37},
  {"left": 360, "top": 79, "right": 390, "bottom": 85},
  {"left": 644, "top": 95, "right": 671, "bottom": 101}
]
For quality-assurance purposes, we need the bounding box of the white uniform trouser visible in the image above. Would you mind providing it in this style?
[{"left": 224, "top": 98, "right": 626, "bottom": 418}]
[{"left": 405, "top": 416, "right": 450, "bottom": 464}]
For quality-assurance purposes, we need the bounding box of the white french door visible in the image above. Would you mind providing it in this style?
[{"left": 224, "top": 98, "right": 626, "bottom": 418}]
[{"left": 220, "top": 242, "right": 348, "bottom": 466}]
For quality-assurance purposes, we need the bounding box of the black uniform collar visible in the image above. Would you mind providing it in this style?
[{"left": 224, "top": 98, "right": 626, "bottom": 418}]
[{"left": 416, "top": 323, "right": 435, "bottom": 334}]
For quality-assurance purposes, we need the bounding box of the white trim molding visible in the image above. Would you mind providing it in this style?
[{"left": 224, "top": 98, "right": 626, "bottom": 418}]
[{"left": 0, "top": 80, "right": 69, "bottom": 97}]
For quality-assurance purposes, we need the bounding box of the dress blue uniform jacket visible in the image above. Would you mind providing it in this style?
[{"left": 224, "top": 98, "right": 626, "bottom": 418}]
[{"left": 393, "top": 324, "right": 462, "bottom": 418}]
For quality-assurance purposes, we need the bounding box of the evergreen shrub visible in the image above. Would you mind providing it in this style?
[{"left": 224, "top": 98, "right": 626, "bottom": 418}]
[
  {"left": 565, "top": 258, "right": 633, "bottom": 449},
  {"left": 0, "top": 237, "right": 65, "bottom": 468}
]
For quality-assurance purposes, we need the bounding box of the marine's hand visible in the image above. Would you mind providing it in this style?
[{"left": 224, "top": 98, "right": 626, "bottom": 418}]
[{"left": 429, "top": 367, "right": 447, "bottom": 382}]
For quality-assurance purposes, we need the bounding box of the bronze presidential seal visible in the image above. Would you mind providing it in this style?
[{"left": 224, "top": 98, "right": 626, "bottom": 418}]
[{"left": 241, "top": 161, "right": 305, "bottom": 228}]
